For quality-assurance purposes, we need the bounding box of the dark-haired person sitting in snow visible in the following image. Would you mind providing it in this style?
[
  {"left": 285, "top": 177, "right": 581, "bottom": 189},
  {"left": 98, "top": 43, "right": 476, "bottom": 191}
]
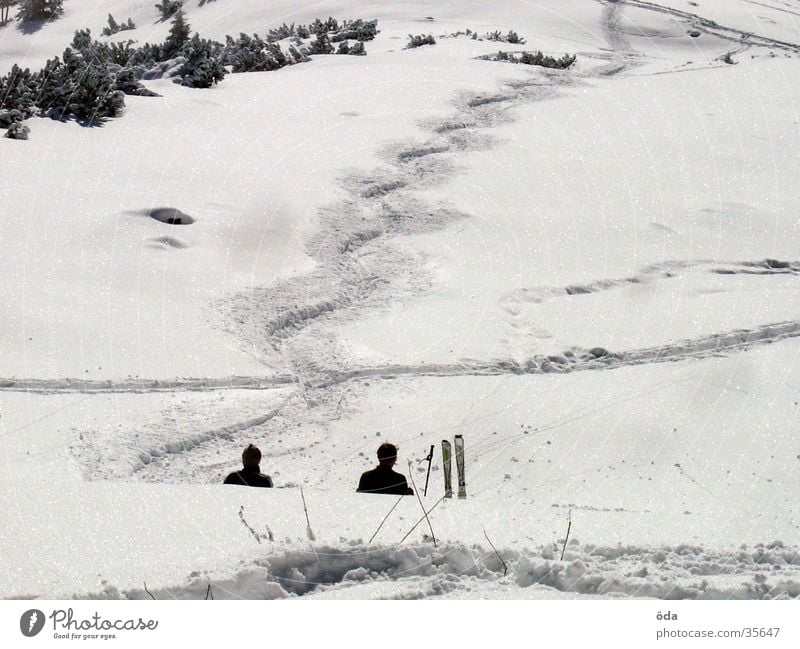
[
  {"left": 357, "top": 443, "right": 413, "bottom": 495},
  {"left": 223, "top": 444, "right": 273, "bottom": 488}
]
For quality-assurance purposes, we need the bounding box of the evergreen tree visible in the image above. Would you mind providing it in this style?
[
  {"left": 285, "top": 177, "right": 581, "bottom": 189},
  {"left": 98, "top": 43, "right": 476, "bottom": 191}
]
[
  {"left": 105, "top": 13, "right": 119, "bottom": 33},
  {"left": 102, "top": 14, "right": 136, "bottom": 36},
  {"left": 1, "top": 0, "right": 16, "bottom": 25},
  {"left": 154, "top": 0, "right": 181, "bottom": 21},
  {"left": 16, "top": 0, "right": 62, "bottom": 22},
  {"left": 164, "top": 9, "right": 190, "bottom": 57}
]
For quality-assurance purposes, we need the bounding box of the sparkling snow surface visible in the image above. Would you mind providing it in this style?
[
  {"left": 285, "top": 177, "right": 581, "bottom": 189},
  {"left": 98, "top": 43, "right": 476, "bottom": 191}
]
[{"left": 1, "top": 0, "right": 799, "bottom": 599}]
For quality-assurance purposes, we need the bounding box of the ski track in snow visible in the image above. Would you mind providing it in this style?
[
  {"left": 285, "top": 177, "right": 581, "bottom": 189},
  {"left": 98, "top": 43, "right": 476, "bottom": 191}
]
[
  {"left": 502, "top": 258, "right": 800, "bottom": 307},
  {"left": 601, "top": 0, "right": 638, "bottom": 57},
  {"left": 619, "top": 0, "right": 800, "bottom": 54},
  {"left": 218, "top": 80, "right": 564, "bottom": 365},
  {"left": 74, "top": 403, "right": 292, "bottom": 482},
  {"left": 9, "top": 50, "right": 800, "bottom": 485},
  {"left": 742, "top": 0, "right": 800, "bottom": 20},
  {"left": 74, "top": 540, "right": 800, "bottom": 600},
  {"left": 59, "top": 315, "right": 800, "bottom": 484},
  {"left": 4, "top": 306, "right": 798, "bottom": 397},
  {"left": 0, "top": 375, "right": 294, "bottom": 395},
  {"left": 323, "top": 319, "right": 800, "bottom": 384}
]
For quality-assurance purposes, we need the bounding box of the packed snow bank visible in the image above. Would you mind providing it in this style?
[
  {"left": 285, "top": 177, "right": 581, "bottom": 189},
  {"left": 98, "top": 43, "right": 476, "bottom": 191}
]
[
  {"left": 4, "top": 470, "right": 798, "bottom": 601},
  {"left": 47, "top": 540, "right": 800, "bottom": 601}
]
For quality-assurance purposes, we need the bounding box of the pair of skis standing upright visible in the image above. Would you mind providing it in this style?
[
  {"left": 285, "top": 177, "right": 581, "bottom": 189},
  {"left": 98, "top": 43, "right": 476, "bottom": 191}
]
[{"left": 441, "top": 435, "right": 466, "bottom": 499}]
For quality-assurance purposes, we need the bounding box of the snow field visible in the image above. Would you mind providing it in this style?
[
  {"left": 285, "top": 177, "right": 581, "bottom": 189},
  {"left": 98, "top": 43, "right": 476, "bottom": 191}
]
[{"left": 2, "top": 0, "right": 799, "bottom": 599}]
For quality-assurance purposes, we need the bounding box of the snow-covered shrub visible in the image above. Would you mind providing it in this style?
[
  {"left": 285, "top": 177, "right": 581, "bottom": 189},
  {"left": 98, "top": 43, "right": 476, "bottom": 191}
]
[
  {"left": 68, "top": 29, "right": 137, "bottom": 69},
  {"left": 113, "top": 66, "right": 158, "bottom": 96},
  {"left": 266, "top": 18, "right": 337, "bottom": 42},
  {"left": 486, "top": 50, "right": 576, "bottom": 69},
  {"left": 267, "top": 22, "right": 297, "bottom": 42},
  {"left": 2, "top": 13, "right": 377, "bottom": 139},
  {"left": 266, "top": 17, "right": 378, "bottom": 44},
  {"left": 286, "top": 45, "right": 308, "bottom": 64},
  {"left": 308, "top": 32, "right": 334, "bottom": 55},
  {"left": 71, "top": 28, "right": 92, "bottom": 50},
  {"left": 16, "top": 0, "right": 61, "bottom": 22},
  {"left": 101, "top": 14, "right": 135, "bottom": 37},
  {"left": 330, "top": 19, "right": 378, "bottom": 42},
  {"left": 310, "top": 17, "right": 339, "bottom": 36},
  {"left": 405, "top": 34, "right": 436, "bottom": 49},
  {"left": 440, "top": 29, "right": 469, "bottom": 39},
  {"left": 0, "top": 108, "right": 24, "bottom": 127},
  {"left": 4, "top": 121, "right": 29, "bottom": 139},
  {"left": 126, "top": 42, "right": 164, "bottom": 69},
  {"left": 518, "top": 50, "right": 575, "bottom": 68},
  {"left": 36, "top": 48, "right": 125, "bottom": 121},
  {"left": 336, "top": 41, "right": 366, "bottom": 56},
  {"left": 223, "top": 33, "right": 292, "bottom": 72},
  {"left": 154, "top": 0, "right": 181, "bottom": 21},
  {"left": 348, "top": 41, "right": 366, "bottom": 56},
  {"left": 139, "top": 56, "right": 185, "bottom": 80},
  {"left": 174, "top": 34, "right": 226, "bottom": 88},
  {"left": 105, "top": 40, "right": 137, "bottom": 66},
  {"left": 486, "top": 30, "right": 526, "bottom": 44},
  {"left": 0, "top": 64, "right": 38, "bottom": 116}
]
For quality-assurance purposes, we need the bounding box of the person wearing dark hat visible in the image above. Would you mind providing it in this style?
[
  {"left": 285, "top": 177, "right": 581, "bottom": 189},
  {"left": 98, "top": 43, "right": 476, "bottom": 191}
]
[
  {"left": 223, "top": 444, "right": 273, "bottom": 488},
  {"left": 357, "top": 442, "right": 413, "bottom": 495}
]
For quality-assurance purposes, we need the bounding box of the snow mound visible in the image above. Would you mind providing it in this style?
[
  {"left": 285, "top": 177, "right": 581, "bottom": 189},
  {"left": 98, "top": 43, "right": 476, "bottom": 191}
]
[{"left": 79, "top": 541, "right": 800, "bottom": 600}]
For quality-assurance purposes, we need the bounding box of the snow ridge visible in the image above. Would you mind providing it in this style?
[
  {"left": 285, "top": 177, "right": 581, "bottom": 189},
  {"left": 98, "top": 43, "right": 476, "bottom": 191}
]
[{"left": 83, "top": 540, "right": 800, "bottom": 600}]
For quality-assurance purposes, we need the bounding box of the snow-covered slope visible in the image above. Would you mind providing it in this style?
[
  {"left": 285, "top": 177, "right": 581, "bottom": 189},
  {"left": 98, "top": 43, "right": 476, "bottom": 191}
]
[{"left": 1, "top": 0, "right": 799, "bottom": 599}]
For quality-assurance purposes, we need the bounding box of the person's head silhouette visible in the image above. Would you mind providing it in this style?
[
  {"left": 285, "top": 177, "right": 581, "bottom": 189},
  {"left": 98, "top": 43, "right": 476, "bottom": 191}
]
[
  {"left": 377, "top": 442, "right": 398, "bottom": 467},
  {"left": 242, "top": 444, "right": 261, "bottom": 470}
]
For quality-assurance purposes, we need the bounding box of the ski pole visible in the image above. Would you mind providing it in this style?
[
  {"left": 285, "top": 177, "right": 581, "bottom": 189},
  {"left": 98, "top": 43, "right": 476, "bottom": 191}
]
[{"left": 423, "top": 444, "right": 434, "bottom": 497}]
